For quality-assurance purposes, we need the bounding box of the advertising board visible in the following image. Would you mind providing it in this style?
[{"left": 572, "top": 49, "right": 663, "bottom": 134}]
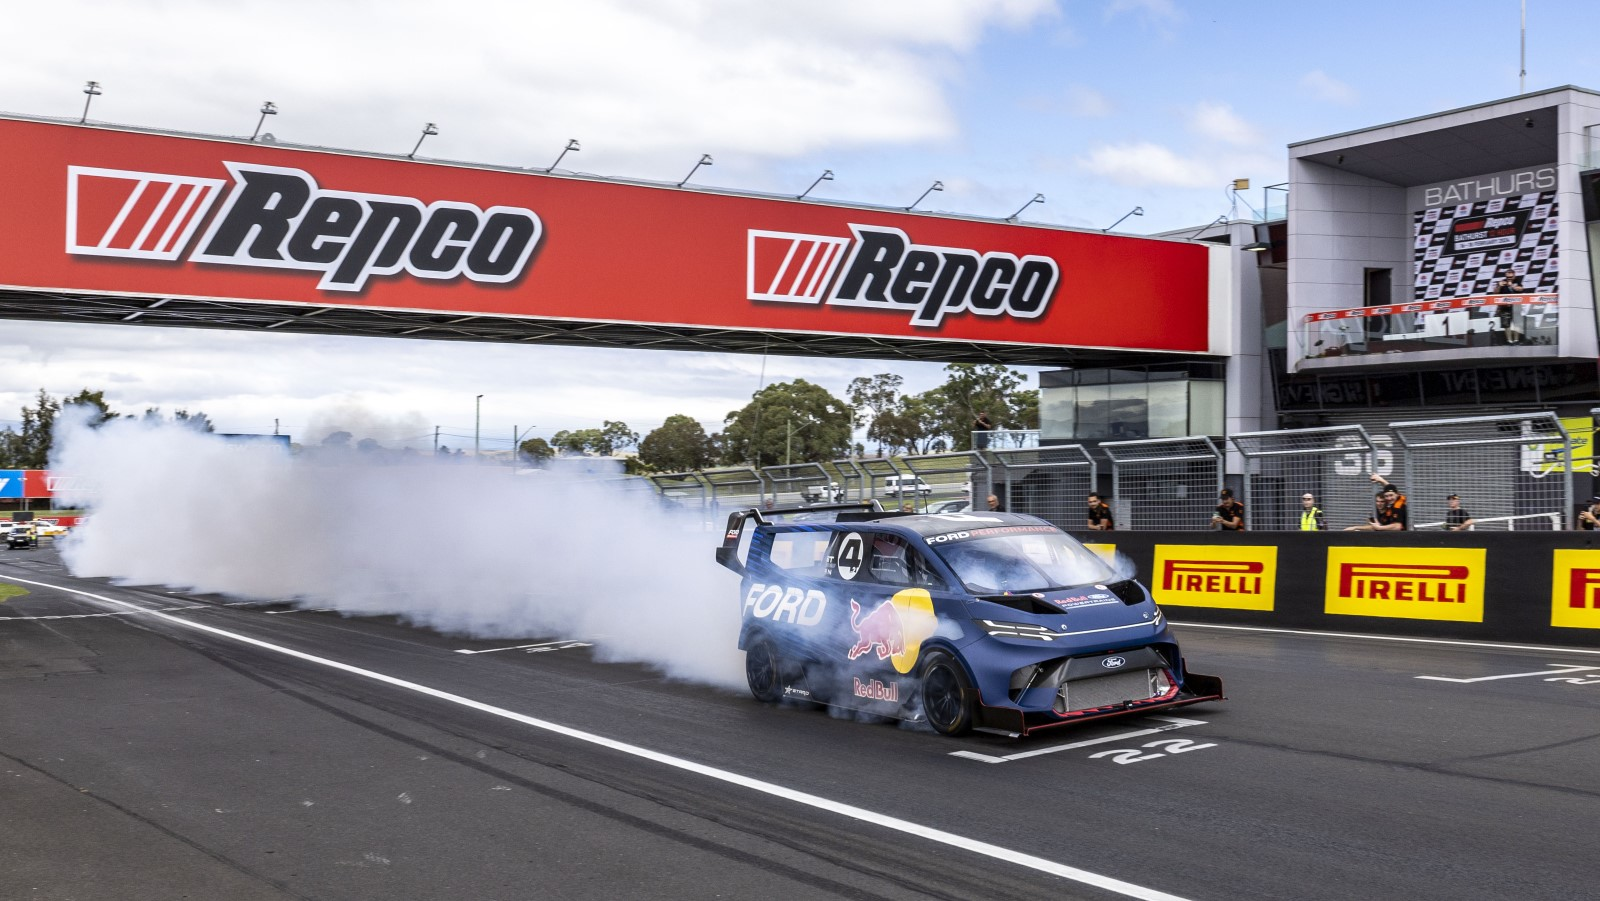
[{"left": 0, "top": 116, "right": 1212, "bottom": 354}]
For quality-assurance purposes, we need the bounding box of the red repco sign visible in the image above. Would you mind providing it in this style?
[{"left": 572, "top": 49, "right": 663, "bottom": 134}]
[
  {"left": 748, "top": 224, "right": 1058, "bottom": 328},
  {"left": 68, "top": 163, "right": 541, "bottom": 291},
  {"left": 0, "top": 115, "right": 1212, "bottom": 351}
]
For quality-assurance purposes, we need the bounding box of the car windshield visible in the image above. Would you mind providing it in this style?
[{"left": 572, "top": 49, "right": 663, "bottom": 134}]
[{"left": 931, "top": 531, "right": 1114, "bottom": 594}]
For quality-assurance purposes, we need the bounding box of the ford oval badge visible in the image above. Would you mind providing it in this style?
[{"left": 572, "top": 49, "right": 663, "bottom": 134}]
[{"left": 1101, "top": 656, "right": 1126, "bottom": 669}]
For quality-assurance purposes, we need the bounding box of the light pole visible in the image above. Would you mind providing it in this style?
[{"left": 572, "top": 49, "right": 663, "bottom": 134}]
[
  {"left": 786, "top": 415, "right": 814, "bottom": 467},
  {"left": 474, "top": 395, "right": 484, "bottom": 461}
]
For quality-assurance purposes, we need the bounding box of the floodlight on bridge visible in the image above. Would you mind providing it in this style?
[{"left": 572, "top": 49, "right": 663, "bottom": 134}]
[
  {"left": 1103, "top": 206, "right": 1144, "bottom": 233},
  {"left": 547, "top": 139, "right": 580, "bottom": 172},
  {"left": 80, "top": 81, "right": 102, "bottom": 123},
  {"left": 251, "top": 101, "right": 277, "bottom": 141},
  {"left": 907, "top": 180, "right": 943, "bottom": 211},
  {"left": 798, "top": 169, "right": 834, "bottom": 200},
  {"left": 679, "top": 153, "right": 713, "bottom": 187},
  {"left": 1007, "top": 193, "right": 1045, "bottom": 222},
  {"left": 408, "top": 122, "right": 438, "bottom": 159}
]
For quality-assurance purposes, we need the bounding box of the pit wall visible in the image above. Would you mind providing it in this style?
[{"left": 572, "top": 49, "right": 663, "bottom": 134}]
[{"left": 1069, "top": 530, "right": 1600, "bottom": 648}]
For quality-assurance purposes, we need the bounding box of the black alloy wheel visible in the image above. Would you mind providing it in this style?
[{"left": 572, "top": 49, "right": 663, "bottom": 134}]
[
  {"left": 744, "top": 635, "right": 784, "bottom": 704},
  {"left": 921, "top": 651, "right": 975, "bottom": 736}
]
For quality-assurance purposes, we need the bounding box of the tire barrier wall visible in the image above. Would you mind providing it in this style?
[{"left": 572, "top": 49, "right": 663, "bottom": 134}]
[{"left": 1067, "top": 529, "right": 1600, "bottom": 648}]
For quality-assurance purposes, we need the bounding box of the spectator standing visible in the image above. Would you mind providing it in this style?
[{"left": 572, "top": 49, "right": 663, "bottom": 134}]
[
  {"left": 1299, "top": 493, "right": 1326, "bottom": 531},
  {"left": 1445, "top": 494, "right": 1476, "bottom": 531},
  {"left": 985, "top": 493, "right": 1004, "bottom": 513},
  {"left": 1578, "top": 497, "right": 1600, "bottom": 530},
  {"left": 1348, "top": 474, "right": 1408, "bottom": 530},
  {"left": 1492, "top": 268, "right": 1524, "bottom": 345},
  {"left": 1086, "top": 492, "right": 1114, "bottom": 531},
  {"left": 1213, "top": 488, "right": 1246, "bottom": 531},
  {"left": 973, "top": 411, "right": 994, "bottom": 450}
]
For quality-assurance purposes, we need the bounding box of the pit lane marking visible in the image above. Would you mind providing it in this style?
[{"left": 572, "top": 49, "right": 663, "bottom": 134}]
[
  {"left": 1172, "top": 621, "right": 1600, "bottom": 656},
  {"left": 949, "top": 716, "right": 1208, "bottom": 764},
  {"left": 0, "top": 572, "right": 1194, "bottom": 901},
  {"left": 454, "top": 640, "right": 593, "bottom": 655},
  {"left": 1415, "top": 664, "right": 1600, "bottom": 683}
]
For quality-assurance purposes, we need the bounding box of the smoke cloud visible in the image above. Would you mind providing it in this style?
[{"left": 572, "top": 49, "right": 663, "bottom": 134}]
[{"left": 50, "top": 410, "right": 746, "bottom": 689}]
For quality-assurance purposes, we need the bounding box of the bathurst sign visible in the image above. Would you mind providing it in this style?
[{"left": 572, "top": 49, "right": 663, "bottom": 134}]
[{"left": 0, "top": 115, "right": 1212, "bottom": 351}]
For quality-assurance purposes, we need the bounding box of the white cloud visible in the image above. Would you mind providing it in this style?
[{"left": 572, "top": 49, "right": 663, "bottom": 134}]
[
  {"left": 1077, "top": 142, "right": 1217, "bottom": 188},
  {"left": 1104, "top": 0, "right": 1182, "bottom": 24},
  {"left": 1065, "top": 84, "right": 1113, "bottom": 117},
  {"left": 5, "top": 0, "right": 1058, "bottom": 181},
  {"left": 1301, "top": 70, "right": 1358, "bottom": 106},
  {"left": 1189, "top": 101, "right": 1262, "bottom": 146}
]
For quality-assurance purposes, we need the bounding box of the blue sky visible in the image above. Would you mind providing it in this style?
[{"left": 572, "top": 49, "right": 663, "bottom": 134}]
[{"left": 2, "top": 0, "right": 1597, "bottom": 449}]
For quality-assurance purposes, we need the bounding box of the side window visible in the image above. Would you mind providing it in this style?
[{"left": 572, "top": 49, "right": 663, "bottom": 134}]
[{"left": 767, "top": 530, "right": 830, "bottom": 575}]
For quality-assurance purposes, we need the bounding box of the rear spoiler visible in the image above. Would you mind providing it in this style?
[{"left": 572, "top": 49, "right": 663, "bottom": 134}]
[{"left": 713, "top": 501, "right": 882, "bottom": 573}]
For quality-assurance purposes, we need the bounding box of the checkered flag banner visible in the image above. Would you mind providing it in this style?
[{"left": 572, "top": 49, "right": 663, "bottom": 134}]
[{"left": 1413, "top": 190, "right": 1558, "bottom": 301}]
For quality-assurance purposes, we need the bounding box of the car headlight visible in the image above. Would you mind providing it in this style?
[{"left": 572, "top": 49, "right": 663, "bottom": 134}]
[{"left": 976, "top": 619, "right": 1060, "bottom": 641}]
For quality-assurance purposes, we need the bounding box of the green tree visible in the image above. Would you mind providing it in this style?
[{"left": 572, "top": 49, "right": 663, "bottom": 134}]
[
  {"left": 637, "top": 414, "right": 717, "bottom": 472},
  {"left": 518, "top": 437, "right": 555, "bottom": 464},
  {"left": 721, "top": 379, "right": 852, "bottom": 467},
  {"left": 1008, "top": 389, "right": 1039, "bottom": 431},
  {"left": 930, "top": 363, "right": 1027, "bottom": 451},
  {"left": 846, "top": 373, "right": 904, "bottom": 455},
  {"left": 0, "top": 389, "right": 121, "bottom": 468},
  {"left": 597, "top": 420, "right": 640, "bottom": 456}
]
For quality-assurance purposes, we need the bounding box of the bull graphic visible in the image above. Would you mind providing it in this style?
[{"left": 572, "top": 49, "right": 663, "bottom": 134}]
[{"left": 847, "top": 599, "right": 904, "bottom": 661}]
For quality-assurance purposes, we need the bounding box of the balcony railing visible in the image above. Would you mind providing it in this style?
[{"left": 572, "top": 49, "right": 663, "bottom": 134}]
[{"left": 1301, "top": 294, "right": 1557, "bottom": 361}]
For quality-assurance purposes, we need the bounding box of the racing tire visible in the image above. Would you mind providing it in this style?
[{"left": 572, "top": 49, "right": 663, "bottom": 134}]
[
  {"left": 920, "top": 651, "right": 975, "bottom": 736},
  {"left": 744, "top": 635, "right": 784, "bottom": 705}
]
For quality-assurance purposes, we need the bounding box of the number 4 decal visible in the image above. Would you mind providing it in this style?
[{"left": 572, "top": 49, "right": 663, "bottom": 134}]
[{"left": 1088, "top": 738, "right": 1217, "bottom": 764}]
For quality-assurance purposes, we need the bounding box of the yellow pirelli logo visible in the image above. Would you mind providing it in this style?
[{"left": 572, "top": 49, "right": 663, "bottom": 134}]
[
  {"left": 1551, "top": 550, "right": 1600, "bottom": 630},
  {"left": 1325, "top": 547, "right": 1484, "bottom": 622},
  {"left": 1151, "top": 545, "right": 1276, "bottom": 610}
]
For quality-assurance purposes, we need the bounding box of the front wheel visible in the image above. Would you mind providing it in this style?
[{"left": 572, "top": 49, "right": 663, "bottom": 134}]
[
  {"left": 920, "top": 651, "right": 975, "bottom": 736},
  {"left": 744, "top": 635, "right": 784, "bottom": 704}
]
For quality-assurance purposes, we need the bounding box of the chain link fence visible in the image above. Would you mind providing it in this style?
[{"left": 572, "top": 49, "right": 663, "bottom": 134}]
[
  {"left": 1102, "top": 437, "right": 1223, "bottom": 531},
  {"left": 759, "top": 462, "right": 835, "bottom": 504},
  {"left": 986, "top": 445, "right": 1096, "bottom": 528},
  {"left": 1392, "top": 412, "right": 1572, "bottom": 530},
  {"left": 1229, "top": 426, "right": 1380, "bottom": 531}
]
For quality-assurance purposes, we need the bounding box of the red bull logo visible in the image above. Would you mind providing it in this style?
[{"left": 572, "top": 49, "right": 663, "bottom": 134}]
[
  {"left": 852, "top": 677, "right": 900, "bottom": 702},
  {"left": 847, "top": 599, "right": 905, "bottom": 661}
]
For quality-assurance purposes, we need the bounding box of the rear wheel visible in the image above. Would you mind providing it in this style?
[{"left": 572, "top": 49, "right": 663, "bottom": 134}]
[
  {"left": 744, "top": 635, "right": 784, "bottom": 704},
  {"left": 920, "top": 651, "right": 974, "bottom": 736}
]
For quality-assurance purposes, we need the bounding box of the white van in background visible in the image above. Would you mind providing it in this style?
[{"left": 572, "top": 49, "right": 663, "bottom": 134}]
[{"left": 881, "top": 475, "right": 934, "bottom": 497}]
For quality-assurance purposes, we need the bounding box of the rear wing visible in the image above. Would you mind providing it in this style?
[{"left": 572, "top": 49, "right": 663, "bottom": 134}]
[{"left": 714, "top": 501, "right": 883, "bottom": 573}]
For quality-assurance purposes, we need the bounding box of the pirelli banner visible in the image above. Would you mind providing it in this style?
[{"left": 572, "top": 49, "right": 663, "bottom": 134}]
[
  {"left": 1073, "top": 531, "right": 1600, "bottom": 647},
  {"left": 0, "top": 115, "right": 1211, "bottom": 353}
]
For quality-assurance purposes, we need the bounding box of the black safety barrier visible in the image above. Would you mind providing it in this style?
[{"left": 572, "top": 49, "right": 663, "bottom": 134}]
[{"left": 1067, "top": 530, "right": 1600, "bottom": 648}]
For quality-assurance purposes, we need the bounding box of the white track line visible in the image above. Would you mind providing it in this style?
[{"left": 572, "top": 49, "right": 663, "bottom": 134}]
[
  {"left": 0, "top": 573, "right": 1191, "bottom": 901},
  {"left": 951, "top": 716, "right": 1207, "bottom": 764},
  {"left": 1171, "top": 620, "right": 1600, "bottom": 656}
]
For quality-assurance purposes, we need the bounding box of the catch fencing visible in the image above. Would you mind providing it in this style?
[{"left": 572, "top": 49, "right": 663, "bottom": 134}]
[
  {"left": 985, "top": 445, "right": 1096, "bottom": 525},
  {"left": 1100, "top": 437, "right": 1224, "bottom": 531},
  {"left": 621, "top": 411, "right": 1582, "bottom": 532},
  {"left": 1229, "top": 425, "right": 1381, "bottom": 532},
  {"left": 1392, "top": 412, "right": 1572, "bottom": 530}
]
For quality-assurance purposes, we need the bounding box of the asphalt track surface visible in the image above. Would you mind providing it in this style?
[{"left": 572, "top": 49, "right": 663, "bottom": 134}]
[{"left": 3, "top": 542, "right": 1599, "bottom": 901}]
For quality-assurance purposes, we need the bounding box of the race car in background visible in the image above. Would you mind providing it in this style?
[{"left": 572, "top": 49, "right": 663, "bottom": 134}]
[{"left": 716, "top": 506, "right": 1223, "bottom": 737}]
